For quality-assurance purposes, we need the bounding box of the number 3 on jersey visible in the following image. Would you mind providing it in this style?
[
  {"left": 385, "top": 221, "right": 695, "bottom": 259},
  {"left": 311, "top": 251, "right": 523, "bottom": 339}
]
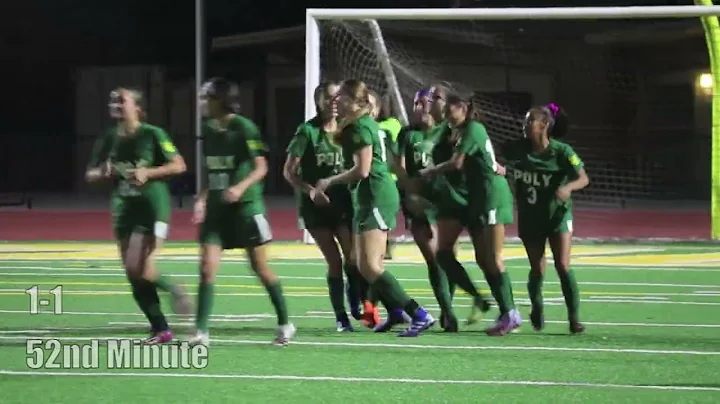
[{"left": 526, "top": 186, "right": 537, "bottom": 204}]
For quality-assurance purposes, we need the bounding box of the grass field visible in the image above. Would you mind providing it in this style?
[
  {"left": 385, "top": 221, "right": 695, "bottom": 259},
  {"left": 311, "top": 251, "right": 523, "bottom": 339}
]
[{"left": 1, "top": 241, "right": 720, "bottom": 403}]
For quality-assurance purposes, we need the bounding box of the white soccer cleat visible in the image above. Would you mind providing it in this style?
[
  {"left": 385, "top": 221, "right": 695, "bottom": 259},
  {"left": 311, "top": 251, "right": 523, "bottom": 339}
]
[
  {"left": 188, "top": 330, "right": 210, "bottom": 347},
  {"left": 272, "top": 323, "right": 296, "bottom": 346}
]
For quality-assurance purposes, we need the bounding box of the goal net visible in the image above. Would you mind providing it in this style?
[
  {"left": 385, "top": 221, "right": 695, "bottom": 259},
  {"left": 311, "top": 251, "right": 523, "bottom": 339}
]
[{"left": 305, "top": 6, "right": 719, "bottom": 241}]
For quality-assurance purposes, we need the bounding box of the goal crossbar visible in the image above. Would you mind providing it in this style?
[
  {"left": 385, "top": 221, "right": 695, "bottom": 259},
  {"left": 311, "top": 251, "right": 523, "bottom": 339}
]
[{"left": 307, "top": 6, "right": 720, "bottom": 21}]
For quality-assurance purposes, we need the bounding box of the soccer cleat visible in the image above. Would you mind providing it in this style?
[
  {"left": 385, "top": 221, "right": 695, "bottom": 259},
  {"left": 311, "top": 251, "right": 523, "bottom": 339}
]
[
  {"left": 336, "top": 320, "right": 354, "bottom": 332},
  {"left": 569, "top": 320, "right": 585, "bottom": 335},
  {"left": 466, "top": 296, "right": 492, "bottom": 325},
  {"left": 272, "top": 323, "right": 296, "bottom": 346},
  {"left": 398, "top": 308, "right": 436, "bottom": 337},
  {"left": 530, "top": 308, "right": 545, "bottom": 331},
  {"left": 510, "top": 309, "right": 522, "bottom": 333},
  {"left": 169, "top": 285, "right": 193, "bottom": 320},
  {"left": 360, "top": 301, "right": 380, "bottom": 328},
  {"left": 373, "top": 309, "right": 408, "bottom": 333},
  {"left": 485, "top": 313, "right": 516, "bottom": 336},
  {"left": 188, "top": 330, "right": 210, "bottom": 346},
  {"left": 142, "top": 330, "right": 173, "bottom": 345},
  {"left": 440, "top": 312, "right": 459, "bottom": 333}
]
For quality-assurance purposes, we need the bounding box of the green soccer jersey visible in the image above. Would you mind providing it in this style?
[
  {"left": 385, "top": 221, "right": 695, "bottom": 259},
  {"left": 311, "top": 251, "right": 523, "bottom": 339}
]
[
  {"left": 432, "top": 122, "right": 469, "bottom": 203},
  {"left": 88, "top": 123, "right": 179, "bottom": 199},
  {"left": 397, "top": 125, "right": 436, "bottom": 177},
  {"left": 202, "top": 114, "right": 267, "bottom": 214},
  {"left": 504, "top": 138, "right": 584, "bottom": 220},
  {"left": 378, "top": 117, "right": 402, "bottom": 181},
  {"left": 455, "top": 120, "right": 504, "bottom": 206},
  {"left": 286, "top": 116, "right": 346, "bottom": 208},
  {"left": 340, "top": 114, "right": 398, "bottom": 208}
]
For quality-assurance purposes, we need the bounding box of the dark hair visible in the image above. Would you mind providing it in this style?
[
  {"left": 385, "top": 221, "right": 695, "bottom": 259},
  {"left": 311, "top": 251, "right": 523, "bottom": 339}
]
[
  {"left": 207, "top": 77, "right": 240, "bottom": 113},
  {"left": 541, "top": 103, "right": 569, "bottom": 138},
  {"left": 314, "top": 80, "right": 339, "bottom": 115},
  {"left": 446, "top": 91, "right": 478, "bottom": 120}
]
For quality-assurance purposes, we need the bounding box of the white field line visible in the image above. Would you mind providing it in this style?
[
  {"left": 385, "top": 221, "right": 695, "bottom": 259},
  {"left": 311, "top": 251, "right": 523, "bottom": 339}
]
[
  {"left": 0, "top": 370, "right": 718, "bottom": 392},
  {"left": 0, "top": 290, "right": 719, "bottom": 305},
  {"left": 1, "top": 308, "right": 720, "bottom": 329},
  {"left": 0, "top": 335, "right": 718, "bottom": 356},
  {"left": 0, "top": 270, "right": 719, "bottom": 290}
]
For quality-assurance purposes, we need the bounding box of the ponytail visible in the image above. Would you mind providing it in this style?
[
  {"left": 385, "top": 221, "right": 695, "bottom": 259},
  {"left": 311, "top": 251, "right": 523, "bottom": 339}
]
[{"left": 545, "top": 103, "right": 569, "bottom": 139}]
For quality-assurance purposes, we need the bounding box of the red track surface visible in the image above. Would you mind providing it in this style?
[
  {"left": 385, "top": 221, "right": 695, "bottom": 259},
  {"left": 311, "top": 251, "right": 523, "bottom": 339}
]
[{"left": 0, "top": 208, "right": 710, "bottom": 241}]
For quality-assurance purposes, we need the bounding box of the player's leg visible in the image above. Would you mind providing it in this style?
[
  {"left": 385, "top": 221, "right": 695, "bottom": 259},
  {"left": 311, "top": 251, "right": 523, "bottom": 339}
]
[
  {"left": 242, "top": 214, "right": 294, "bottom": 346},
  {"left": 520, "top": 232, "right": 548, "bottom": 331},
  {"left": 355, "top": 206, "right": 435, "bottom": 337},
  {"left": 548, "top": 219, "right": 584, "bottom": 334},
  {"left": 308, "top": 226, "right": 352, "bottom": 331},
  {"left": 335, "top": 224, "right": 372, "bottom": 325},
  {"left": 189, "top": 242, "right": 222, "bottom": 346},
  {"left": 411, "top": 215, "right": 456, "bottom": 332},
  {"left": 481, "top": 209, "right": 521, "bottom": 336},
  {"left": 123, "top": 232, "right": 173, "bottom": 344},
  {"left": 436, "top": 216, "right": 489, "bottom": 327}
]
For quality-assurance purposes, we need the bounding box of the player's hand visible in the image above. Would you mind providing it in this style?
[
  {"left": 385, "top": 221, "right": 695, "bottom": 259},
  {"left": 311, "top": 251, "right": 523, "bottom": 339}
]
[
  {"left": 126, "top": 167, "right": 149, "bottom": 186},
  {"left": 101, "top": 161, "right": 114, "bottom": 179},
  {"left": 495, "top": 164, "right": 506, "bottom": 176},
  {"left": 556, "top": 186, "right": 571, "bottom": 202},
  {"left": 223, "top": 186, "right": 244, "bottom": 203},
  {"left": 315, "top": 178, "right": 331, "bottom": 195},
  {"left": 309, "top": 188, "right": 331, "bottom": 205},
  {"left": 192, "top": 199, "right": 206, "bottom": 224}
]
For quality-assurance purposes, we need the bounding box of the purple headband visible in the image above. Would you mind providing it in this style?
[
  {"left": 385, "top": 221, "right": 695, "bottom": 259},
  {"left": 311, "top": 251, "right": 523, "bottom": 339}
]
[
  {"left": 546, "top": 103, "right": 559, "bottom": 117},
  {"left": 414, "top": 89, "right": 432, "bottom": 103}
]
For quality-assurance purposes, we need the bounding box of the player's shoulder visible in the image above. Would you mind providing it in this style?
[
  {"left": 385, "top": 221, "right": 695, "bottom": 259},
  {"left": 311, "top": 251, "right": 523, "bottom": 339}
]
[
  {"left": 466, "top": 120, "right": 487, "bottom": 133},
  {"left": 140, "top": 122, "right": 166, "bottom": 134},
  {"left": 230, "top": 114, "right": 257, "bottom": 128},
  {"left": 550, "top": 139, "right": 576, "bottom": 154},
  {"left": 297, "top": 116, "right": 322, "bottom": 134}
]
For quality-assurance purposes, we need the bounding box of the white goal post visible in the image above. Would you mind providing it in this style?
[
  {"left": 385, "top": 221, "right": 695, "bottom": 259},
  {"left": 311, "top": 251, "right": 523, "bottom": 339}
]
[{"left": 301, "top": 5, "right": 720, "bottom": 244}]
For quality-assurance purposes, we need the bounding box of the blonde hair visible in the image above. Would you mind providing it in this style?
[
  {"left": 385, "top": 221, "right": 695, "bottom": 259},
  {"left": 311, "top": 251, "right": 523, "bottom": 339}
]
[{"left": 338, "top": 79, "right": 374, "bottom": 129}]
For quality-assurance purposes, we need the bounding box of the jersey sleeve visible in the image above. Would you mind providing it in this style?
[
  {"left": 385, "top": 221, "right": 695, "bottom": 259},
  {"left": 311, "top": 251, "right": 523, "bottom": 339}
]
[
  {"left": 286, "top": 124, "right": 309, "bottom": 157},
  {"left": 87, "top": 130, "right": 112, "bottom": 167},
  {"left": 152, "top": 127, "right": 179, "bottom": 162},
  {"left": 349, "top": 123, "right": 373, "bottom": 154},
  {"left": 240, "top": 118, "right": 269, "bottom": 158},
  {"left": 560, "top": 144, "right": 584, "bottom": 175}
]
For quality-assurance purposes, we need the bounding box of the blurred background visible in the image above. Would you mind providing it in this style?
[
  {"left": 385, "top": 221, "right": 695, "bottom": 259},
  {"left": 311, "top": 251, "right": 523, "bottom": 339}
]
[{"left": 0, "top": 0, "right": 713, "bottom": 240}]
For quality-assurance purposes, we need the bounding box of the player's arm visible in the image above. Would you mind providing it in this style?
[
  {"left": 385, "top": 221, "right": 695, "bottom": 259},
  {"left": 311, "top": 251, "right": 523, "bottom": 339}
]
[
  {"left": 283, "top": 125, "right": 314, "bottom": 195},
  {"left": 228, "top": 120, "right": 269, "bottom": 196},
  {"left": 322, "top": 127, "right": 372, "bottom": 186},
  {"left": 143, "top": 128, "right": 187, "bottom": 180},
  {"left": 561, "top": 147, "right": 590, "bottom": 192},
  {"left": 85, "top": 131, "right": 113, "bottom": 182},
  {"left": 391, "top": 127, "right": 415, "bottom": 191},
  {"left": 419, "top": 125, "right": 477, "bottom": 178}
]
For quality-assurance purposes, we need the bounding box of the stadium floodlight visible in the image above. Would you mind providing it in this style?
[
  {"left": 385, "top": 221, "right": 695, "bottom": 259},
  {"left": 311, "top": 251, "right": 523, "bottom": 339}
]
[{"left": 303, "top": 4, "right": 720, "bottom": 242}]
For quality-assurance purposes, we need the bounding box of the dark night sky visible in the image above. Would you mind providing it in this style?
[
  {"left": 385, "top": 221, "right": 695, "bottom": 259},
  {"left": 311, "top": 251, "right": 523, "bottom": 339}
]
[{"left": 0, "top": 0, "right": 693, "bottom": 134}]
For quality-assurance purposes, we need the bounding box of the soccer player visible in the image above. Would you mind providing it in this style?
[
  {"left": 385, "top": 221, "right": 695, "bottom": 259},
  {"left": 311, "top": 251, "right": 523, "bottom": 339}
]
[
  {"left": 503, "top": 104, "right": 588, "bottom": 334},
  {"left": 190, "top": 77, "right": 294, "bottom": 346},
  {"left": 420, "top": 91, "right": 520, "bottom": 336},
  {"left": 369, "top": 91, "right": 403, "bottom": 260},
  {"left": 85, "top": 88, "right": 190, "bottom": 344},
  {"left": 315, "top": 79, "right": 435, "bottom": 337},
  {"left": 283, "top": 81, "right": 364, "bottom": 332},
  {"left": 416, "top": 89, "right": 493, "bottom": 329},
  {"left": 393, "top": 88, "right": 457, "bottom": 332}
]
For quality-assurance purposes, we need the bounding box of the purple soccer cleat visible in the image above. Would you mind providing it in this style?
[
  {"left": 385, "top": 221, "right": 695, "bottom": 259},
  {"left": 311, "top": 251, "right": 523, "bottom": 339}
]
[
  {"left": 142, "top": 330, "right": 174, "bottom": 345},
  {"left": 398, "top": 308, "right": 436, "bottom": 337}
]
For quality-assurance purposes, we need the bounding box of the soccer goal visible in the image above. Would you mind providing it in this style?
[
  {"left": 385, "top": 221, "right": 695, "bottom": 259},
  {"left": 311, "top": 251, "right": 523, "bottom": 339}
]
[{"left": 303, "top": 3, "right": 720, "bottom": 243}]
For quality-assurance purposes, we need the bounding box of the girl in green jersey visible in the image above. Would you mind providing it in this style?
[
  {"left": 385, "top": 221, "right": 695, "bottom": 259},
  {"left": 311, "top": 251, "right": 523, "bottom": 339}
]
[
  {"left": 85, "top": 88, "right": 190, "bottom": 345},
  {"left": 503, "top": 104, "right": 589, "bottom": 334},
  {"left": 315, "top": 79, "right": 435, "bottom": 337},
  {"left": 283, "top": 81, "right": 365, "bottom": 332},
  {"left": 420, "top": 92, "right": 520, "bottom": 336}
]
